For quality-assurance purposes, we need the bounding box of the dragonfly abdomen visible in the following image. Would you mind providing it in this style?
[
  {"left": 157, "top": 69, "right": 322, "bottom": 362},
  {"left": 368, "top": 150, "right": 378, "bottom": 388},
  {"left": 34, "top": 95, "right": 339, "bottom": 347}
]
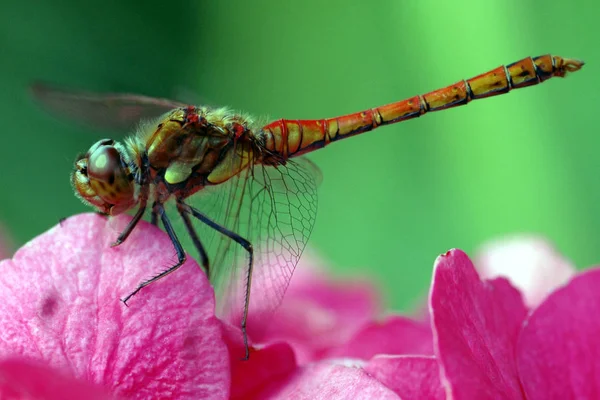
[{"left": 261, "top": 54, "right": 583, "bottom": 159}]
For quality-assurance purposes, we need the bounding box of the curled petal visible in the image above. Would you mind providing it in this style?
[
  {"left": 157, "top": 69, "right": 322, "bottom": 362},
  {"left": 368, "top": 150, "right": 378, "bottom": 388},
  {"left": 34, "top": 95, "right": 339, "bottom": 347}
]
[
  {"left": 430, "top": 249, "right": 527, "bottom": 400},
  {"left": 517, "top": 267, "right": 600, "bottom": 399}
]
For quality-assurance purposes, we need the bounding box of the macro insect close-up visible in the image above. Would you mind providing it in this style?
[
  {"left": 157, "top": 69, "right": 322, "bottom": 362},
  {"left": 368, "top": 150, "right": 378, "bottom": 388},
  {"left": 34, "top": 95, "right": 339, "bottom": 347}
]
[
  {"left": 0, "top": 1, "right": 598, "bottom": 399},
  {"left": 31, "top": 54, "right": 584, "bottom": 360}
]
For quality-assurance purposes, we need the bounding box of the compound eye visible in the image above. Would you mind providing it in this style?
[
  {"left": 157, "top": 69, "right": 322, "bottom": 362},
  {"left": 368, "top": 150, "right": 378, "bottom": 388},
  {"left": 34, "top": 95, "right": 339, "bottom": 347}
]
[
  {"left": 88, "top": 146, "right": 121, "bottom": 184},
  {"left": 87, "top": 139, "right": 115, "bottom": 155}
]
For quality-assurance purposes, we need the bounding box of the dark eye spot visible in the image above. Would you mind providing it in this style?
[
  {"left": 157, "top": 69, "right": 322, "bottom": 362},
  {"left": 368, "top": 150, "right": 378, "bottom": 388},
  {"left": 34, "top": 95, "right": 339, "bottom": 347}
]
[
  {"left": 108, "top": 173, "right": 115, "bottom": 185},
  {"left": 81, "top": 166, "right": 88, "bottom": 176}
]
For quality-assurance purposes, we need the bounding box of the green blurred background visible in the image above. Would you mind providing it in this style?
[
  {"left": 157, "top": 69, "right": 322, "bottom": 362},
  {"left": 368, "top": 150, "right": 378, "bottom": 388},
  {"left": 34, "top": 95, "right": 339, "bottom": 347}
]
[{"left": 0, "top": 1, "right": 597, "bottom": 310}]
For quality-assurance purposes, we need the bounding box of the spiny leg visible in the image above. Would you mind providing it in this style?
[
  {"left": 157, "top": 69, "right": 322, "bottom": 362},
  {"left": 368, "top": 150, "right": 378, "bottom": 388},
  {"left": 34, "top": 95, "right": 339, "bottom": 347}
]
[
  {"left": 177, "top": 202, "right": 210, "bottom": 274},
  {"left": 121, "top": 202, "right": 186, "bottom": 305},
  {"left": 180, "top": 201, "right": 254, "bottom": 360},
  {"left": 111, "top": 200, "right": 147, "bottom": 247}
]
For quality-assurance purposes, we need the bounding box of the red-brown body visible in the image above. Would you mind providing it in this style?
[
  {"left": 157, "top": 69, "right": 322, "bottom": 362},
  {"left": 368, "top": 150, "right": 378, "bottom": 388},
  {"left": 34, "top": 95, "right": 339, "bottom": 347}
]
[{"left": 262, "top": 55, "right": 583, "bottom": 159}]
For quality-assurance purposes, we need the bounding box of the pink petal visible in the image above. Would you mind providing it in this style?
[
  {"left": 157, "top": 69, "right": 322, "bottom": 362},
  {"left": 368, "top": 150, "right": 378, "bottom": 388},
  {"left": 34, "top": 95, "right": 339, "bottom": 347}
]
[
  {"left": 221, "top": 322, "right": 297, "bottom": 399},
  {"left": 0, "top": 358, "right": 112, "bottom": 399},
  {"left": 517, "top": 267, "right": 600, "bottom": 399},
  {"left": 229, "top": 342, "right": 296, "bottom": 399},
  {"left": 364, "top": 355, "right": 444, "bottom": 400},
  {"left": 258, "top": 359, "right": 399, "bottom": 400},
  {"left": 430, "top": 249, "right": 527, "bottom": 400},
  {"left": 475, "top": 235, "right": 575, "bottom": 307},
  {"left": 0, "top": 213, "right": 229, "bottom": 399},
  {"left": 325, "top": 315, "right": 433, "bottom": 360},
  {"left": 257, "top": 253, "right": 381, "bottom": 363}
]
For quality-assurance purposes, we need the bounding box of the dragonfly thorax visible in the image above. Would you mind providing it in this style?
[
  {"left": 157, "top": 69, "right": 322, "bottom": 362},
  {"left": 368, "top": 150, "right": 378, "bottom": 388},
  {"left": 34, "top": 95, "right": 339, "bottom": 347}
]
[
  {"left": 132, "top": 106, "right": 262, "bottom": 197},
  {"left": 71, "top": 139, "right": 136, "bottom": 216}
]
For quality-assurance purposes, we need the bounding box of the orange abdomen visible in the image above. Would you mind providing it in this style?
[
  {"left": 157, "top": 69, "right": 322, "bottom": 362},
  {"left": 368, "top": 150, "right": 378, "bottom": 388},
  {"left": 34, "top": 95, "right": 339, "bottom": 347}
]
[{"left": 261, "top": 54, "right": 583, "bottom": 158}]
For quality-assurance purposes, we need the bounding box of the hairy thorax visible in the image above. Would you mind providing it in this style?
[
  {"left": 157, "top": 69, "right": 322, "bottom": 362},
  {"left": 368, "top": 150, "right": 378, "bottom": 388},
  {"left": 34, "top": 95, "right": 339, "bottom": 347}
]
[{"left": 126, "top": 106, "right": 264, "bottom": 203}]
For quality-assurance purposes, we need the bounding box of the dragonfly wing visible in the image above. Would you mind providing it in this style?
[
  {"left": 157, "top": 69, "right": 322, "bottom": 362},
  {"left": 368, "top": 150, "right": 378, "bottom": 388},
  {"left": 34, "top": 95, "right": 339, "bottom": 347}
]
[
  {"left": 187, "top": 155, "right": 319, "bottom": 340},
  {"left": 294, "top": 156, "right": 323, "bottom": 188},
  {"left": 31, "top": 82, "right": 188, "bottom": 133}
]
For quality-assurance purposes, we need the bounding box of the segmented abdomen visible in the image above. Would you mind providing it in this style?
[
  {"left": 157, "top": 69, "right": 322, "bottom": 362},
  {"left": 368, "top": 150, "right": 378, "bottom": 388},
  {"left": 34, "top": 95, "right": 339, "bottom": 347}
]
[{"left": 260, "top": 54, "right": 583, "bottom": 158}]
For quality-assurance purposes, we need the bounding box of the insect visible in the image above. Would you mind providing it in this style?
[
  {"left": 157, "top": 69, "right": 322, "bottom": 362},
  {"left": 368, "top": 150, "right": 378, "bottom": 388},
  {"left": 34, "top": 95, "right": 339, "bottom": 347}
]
[{"left": 33, "top": 54, "right": 583, "bottom": 359}]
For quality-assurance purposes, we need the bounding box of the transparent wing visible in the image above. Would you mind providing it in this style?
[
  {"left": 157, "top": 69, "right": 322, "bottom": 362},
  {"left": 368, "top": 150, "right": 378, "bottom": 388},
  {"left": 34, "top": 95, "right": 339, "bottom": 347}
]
[
  {"left": 184, "top": 154, "right": 320, "bottom": 340},
  {"left": 31, "top": 82, "right": 187, "bottom": 132}
]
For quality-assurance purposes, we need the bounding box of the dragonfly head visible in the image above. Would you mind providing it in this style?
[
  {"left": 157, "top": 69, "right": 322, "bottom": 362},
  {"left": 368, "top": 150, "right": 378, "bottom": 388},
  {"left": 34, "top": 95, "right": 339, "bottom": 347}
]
[{"left": 72, "top": 139, "right": 136, "bottom": 216}]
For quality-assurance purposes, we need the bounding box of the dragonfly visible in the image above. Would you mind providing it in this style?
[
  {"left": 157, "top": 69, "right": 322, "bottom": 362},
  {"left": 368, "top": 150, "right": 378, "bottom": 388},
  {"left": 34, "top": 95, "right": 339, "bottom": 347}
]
[{"left": 33, "top": 54, "right": 583, "bottom": 359}]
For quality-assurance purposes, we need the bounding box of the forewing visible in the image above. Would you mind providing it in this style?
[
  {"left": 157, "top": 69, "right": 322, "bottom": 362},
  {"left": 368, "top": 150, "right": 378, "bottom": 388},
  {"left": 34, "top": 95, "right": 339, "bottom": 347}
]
[
  {"left": 186, "top": 155, "right": 319, "bottom": 340},
  {"left": 31, "top": 82, "right": 187, "bottom": 132}
]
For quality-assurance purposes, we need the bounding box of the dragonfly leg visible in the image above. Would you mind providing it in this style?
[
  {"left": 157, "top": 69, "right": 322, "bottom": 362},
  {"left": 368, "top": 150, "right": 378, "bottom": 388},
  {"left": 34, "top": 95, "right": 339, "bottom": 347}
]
[
  {"left": 176, "top": 202, "right": 210, "bottom": 274},
  {"left": 111, "top": 200, "right": 147, "bottom": 247},
  {"left": 150, "top": 209, "right": 158, "bottom": 226},
  {"left": 180, "top": 201, "right": 253, "bottom": 360},
  {"left": 112, "top": 182, "right": 149, "bottom": 246},
  {"left": 121, "top": 202, "right": 186, "bottom": 305}
]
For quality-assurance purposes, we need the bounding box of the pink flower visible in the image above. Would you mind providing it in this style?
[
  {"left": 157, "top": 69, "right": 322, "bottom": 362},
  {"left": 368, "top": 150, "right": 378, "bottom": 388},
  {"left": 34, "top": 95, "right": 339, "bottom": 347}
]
[
  {"left": 235, "top": 240, "right": 600, "bottom": 399},
  {"left": 0, "top": 214, "right": 437, "bottom": 399},
  {"left": 431, "top": 248, "right": 600, "bottom": 399},
  {"left": 225, "top": 253, "right": 440, "bottom": 399},
  {"left": 248, "top": 253, "right": 434, "bottom": 363},
  {"left": 5, "top": 212, "right": 598, "bottom": 399},
  {"left": 0, "top": 214, "right": 229, "bottom": 399}
]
